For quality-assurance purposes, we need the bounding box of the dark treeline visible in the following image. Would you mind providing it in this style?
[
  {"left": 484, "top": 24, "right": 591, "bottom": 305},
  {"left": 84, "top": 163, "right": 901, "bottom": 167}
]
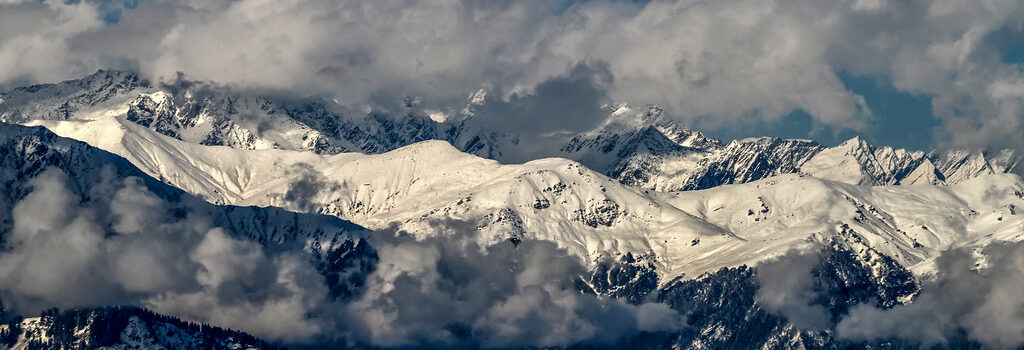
[{"left": 1, "top": 305, "right": 283, "bottom": 350}]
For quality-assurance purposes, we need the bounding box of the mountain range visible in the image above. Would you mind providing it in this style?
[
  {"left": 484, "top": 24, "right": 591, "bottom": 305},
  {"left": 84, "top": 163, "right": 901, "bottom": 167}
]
[
  {"left": 2, "top": 70, "right": 1019, "bottom": 193},
  {"left": 1, "top": 70, "right": 1023, "bottom": 349}
]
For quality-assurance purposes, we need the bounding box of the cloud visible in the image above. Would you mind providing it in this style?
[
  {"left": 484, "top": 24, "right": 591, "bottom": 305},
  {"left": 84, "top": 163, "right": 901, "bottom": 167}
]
[
  {"left": 752, "top": 240, "right": 1024, "bottom": 349},
  {"left": 147, "top": 229, "right": 330, "bottom": 342},
  {"left": 0, "top": 0, "right": 104, "bottom": 86},
  {"left": 283, "top": 163, "right": 339, "bottom": 212},
  {"left": 340, "top": 221, "right": 683, "bottom": 348},
  {"left": 0, "top": 168, "right": 682, "bottom": 347},
  {"left": 836, "top": 242, "right": 1024, "bottom": 349},
  {"left": 754, "top": 248, "right": 832, "bottom": 330},
  {"left": 0, "top": 167, "right": 331, "bottom": 343},
  {"left": 471, "top": 61, "right": 613, "bottom": 135},
  {"left": 2, "top": 0, "right": 1023, "bottom": 150}
]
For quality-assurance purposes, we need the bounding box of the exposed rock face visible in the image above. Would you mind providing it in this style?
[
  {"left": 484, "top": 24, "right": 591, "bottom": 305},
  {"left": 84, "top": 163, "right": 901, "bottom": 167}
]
[
  {"left": 574, "top": 244, "right": 928, "bottom": 350},
  {"left": 585, "top": 252, "right": 659, "bottom": 305},
  {"left": 932, "top": 148, "right": 1024, "bottom": 184}
]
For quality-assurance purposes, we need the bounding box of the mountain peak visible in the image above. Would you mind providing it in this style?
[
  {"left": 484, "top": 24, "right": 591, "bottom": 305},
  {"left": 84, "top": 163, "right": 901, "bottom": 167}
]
[{"left": 838, "top": 135, "right": 868, "bottom": 148}]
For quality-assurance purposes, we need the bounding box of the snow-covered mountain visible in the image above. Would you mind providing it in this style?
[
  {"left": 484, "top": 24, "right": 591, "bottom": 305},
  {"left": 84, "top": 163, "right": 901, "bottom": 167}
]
[
  {"left": 4, "top": 70, "right": 1024, "bottom": 349},
  {"left": 3, "top": 70, "right": 1019, "bottom": 194},
  {"left": 575, "top": 106, "right": 1021, "bottom": 191},
  {"left": 0, "top": 119, "right": 999, "bottom": 349},
  {"left": 23, "top": 114, "right": 1024, "bottom": 283},
  {"left": 0, "top": 70, "right": 147, "bottom": 123},
  {"left": 13, "top": 115, "right": 1022, "bottom": 348},
  {"left": 0, "top": 121, "right": 365, "bottom": 246},
  {"left": 0, "top": 122, "right": 380, "bottom": 347}
]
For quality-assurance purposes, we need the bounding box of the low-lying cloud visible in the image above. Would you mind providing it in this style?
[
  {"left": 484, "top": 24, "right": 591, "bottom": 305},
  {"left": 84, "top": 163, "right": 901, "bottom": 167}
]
[
  {"left": 755, "top": 242, "right": 1024, "bottom": 349},
  {"left": 342, "top": 221, "right": 682, "bottom": 348},
  {"left": 0, "top": 167, "right": 329, "bottom": 342},
  {"left": 836, "top": 242, "right": 1024, "bottom": 349},
  {"left": 0, "top": 167, "right": 682, "bottom": 347},
  {"left": 755, "top": 248, "right": 832, "bottom": 330}
]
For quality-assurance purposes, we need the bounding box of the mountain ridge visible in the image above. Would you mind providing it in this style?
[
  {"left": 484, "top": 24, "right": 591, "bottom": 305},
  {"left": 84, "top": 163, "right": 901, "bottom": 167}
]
[
  {"left": 2, "top": 75, "right": 1023, "bottom": 347},
  {"left": 21, "top": 115, "right": 1024, "bottom": 283},
  {"left": 3, "top": 70, "right": 1019, "bottom": 194}
]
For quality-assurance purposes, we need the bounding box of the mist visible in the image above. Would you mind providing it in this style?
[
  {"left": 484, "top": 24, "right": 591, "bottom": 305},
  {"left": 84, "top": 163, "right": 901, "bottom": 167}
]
[{"left": 754, "top": 248, "right": 832, "bottom": 330}]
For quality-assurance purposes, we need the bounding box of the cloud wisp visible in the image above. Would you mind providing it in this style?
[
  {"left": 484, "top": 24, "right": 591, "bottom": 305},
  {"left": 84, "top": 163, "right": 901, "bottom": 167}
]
[{"left": 754, "top": 248, "right": 832, "bottom": 330}]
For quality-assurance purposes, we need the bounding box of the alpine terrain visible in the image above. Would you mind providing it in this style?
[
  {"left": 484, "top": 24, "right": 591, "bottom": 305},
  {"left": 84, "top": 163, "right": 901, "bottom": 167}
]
[{"left": 1, "top": 69, "right": 1023, "bottom": 349}]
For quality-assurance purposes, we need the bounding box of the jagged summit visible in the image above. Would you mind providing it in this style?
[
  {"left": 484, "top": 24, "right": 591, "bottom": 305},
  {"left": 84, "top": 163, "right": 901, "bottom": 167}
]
[
  {"left": 0, "top": 70, "right": 148, "bottom": 123},
  {"left": 801, "top": 135, "right": 930, "bottom": 186},
  {"left": 1, "top": 70, "right": 1020, "bottom": 193},
  {"left": 931, "top": 147, "right": 1024, "bottom": 184}
]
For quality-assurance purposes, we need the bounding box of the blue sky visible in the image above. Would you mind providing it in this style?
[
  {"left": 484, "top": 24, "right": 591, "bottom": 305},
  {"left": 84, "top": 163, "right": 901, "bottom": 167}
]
[
  {"left": 706, "top": 73, "right": 938, "bottom": 150},
  {"left": 840, "top": 73, "right": 938, "bottom": 150}
]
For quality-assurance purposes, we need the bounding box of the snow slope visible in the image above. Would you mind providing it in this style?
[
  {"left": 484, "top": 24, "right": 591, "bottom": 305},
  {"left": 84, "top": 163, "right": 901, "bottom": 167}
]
[
  {"left": 0, "top": 116, "right": 922, "bottom": 350},
  {"left": 26, "top": 115, "right": 1024, "bottom": 282},
  {"left": 0, "top": 120, "right": 365, "bottom": 247},
  {"left": 24, "top": 115, "right": 723, "bottom": 277},
  {"left": 659, "top": 173, "right": 1024, "bottom": 275}
]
